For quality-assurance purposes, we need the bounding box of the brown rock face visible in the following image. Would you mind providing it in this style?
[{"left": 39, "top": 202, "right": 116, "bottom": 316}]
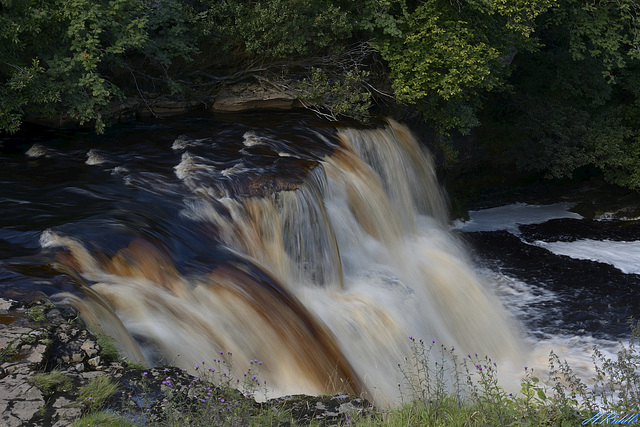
[{"left": 212, "top": 83, "right": 302, "bottom": 112}]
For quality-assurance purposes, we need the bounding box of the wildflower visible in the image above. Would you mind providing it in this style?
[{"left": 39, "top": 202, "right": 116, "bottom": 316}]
[
  {"left": 201, "top": 360, "right": 205, "bottom": 364},
  {"left": 409, "top": 336, "right": 413, "bottom": 340},
  {"left": 451, "top": 347, "right": 455, "bottom": 351},
  {"left": 88, "top": 397, "right": 92, "bottom": 401},
  {"left": 524, "top": 366, "right": 528, "bottom": 370},
  {"left": 221, "top": 398, "right": 225, "bottom": 403},
  {"left": 467, "top": 354, "right": 471, "bottom": 358},
  {"left": 432, "top": 340, "right": 435, "bottom": 343},
  {"left": 195, "top": 364, "right": 199, "bottom": 370},
  {"left": 252, "top": 375, "right": 257, "bottom": 380},
  {"left": 142, "top": 372, "right": 147, "bottom": 377},
  {"left": 210, "top": 368, "right": 215, "bottom": 372}
]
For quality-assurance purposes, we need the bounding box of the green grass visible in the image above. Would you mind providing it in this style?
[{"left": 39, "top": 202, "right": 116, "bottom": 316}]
[
  {"left": 78, "top": 376, "right": 118, "bottom": 410},
  {"left": 0, "top": 343, "right": 19, "bottom": 364},
  {"left": 28, "top": 306, "right": 46, "bottom": 322},
  {"left": 71, "top": 410, "right": 135, "bottom": 427},
  {"left": 28, "top": 370, "right": 73, "bottom": 396},
  {"left": 95, "top": 332, "right": 120, "bottom": 362},
  {"left": 66, "top": 320, "right": 640, "bottom": 426}
]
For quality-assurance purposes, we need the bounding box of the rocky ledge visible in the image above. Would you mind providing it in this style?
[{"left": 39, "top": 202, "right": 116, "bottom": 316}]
[{"left": 0, "top": 293, "right": 372, "bottom": 426}]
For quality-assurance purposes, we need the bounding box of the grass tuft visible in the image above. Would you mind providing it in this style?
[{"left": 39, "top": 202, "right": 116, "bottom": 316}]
[
  {"left": 78, "top": 376, "right": 118, "bottom": 410},
  {"left": 95, "top": 332, "right": 120, "bottom": 362},
  {"left": 70, "top": 410, "right": 134, "bottom": 427},
  {"left": 28, "top": 370, "right": 73, "bottom": 396},
  {"left": 66, "top": 321, "right": 640, "bottom": 426}
]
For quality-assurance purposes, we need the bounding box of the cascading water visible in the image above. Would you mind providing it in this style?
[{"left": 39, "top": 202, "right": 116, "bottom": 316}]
[{"left": 12, "top": 117, "right": 524, "bottom": 406}]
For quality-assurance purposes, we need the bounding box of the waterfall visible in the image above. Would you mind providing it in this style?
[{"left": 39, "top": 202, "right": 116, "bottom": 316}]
[{"left": 44, "top": 119, "right": 523, "bottom": 406}]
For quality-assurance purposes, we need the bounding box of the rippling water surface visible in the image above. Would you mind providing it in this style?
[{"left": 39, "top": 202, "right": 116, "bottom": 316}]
[{"left": 1, "top": 113, "right": 638, "bottom": 404}]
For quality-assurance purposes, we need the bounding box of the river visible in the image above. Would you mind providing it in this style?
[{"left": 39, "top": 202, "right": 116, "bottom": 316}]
[{"left": 1, "top": 113, "right": 637, "bottom": 406}]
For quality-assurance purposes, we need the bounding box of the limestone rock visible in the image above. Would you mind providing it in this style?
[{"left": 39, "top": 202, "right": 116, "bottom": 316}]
[
  {"left": 212, "top": 83, "right": 301, "bottom": 112},
  {"left": 87, "top": 356, "right": 101, "bottom": 369}
]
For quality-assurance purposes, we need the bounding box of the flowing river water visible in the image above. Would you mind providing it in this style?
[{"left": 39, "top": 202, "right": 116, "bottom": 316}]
[{"left": 1, "top": 113, "right": 638, "bottom": 406}]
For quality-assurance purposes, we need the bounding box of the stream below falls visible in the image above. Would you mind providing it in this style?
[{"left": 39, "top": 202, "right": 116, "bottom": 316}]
[{"left": 1, "top": 113, "right": 638, "bottom": 406}]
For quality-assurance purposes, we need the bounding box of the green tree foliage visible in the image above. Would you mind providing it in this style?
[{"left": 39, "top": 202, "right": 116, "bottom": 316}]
[
  {"left": 3, "top": 0, "right": 640, "bottom": 189},
  {"left": 201, "top": 0, "right": 353, "bottom": 60},
  {"left": 0, "top": 0, "right": 200, "bottom": 133},
  {"left": 0, "top": 0, "right": 149, "bottom": 132},
  {"left": 374, "top": 0, "right": 555, "bottom": 135},
  {"left": 197, "top": 0, "right": 376, "bottom": 122},
  {"left": 485, "top": 0, "right": 640, "bottom": 189}
]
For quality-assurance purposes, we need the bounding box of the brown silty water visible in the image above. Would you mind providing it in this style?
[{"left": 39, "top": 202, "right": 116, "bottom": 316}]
[{"left": 40, "top": 119, "right": 524, "bottom": 406}]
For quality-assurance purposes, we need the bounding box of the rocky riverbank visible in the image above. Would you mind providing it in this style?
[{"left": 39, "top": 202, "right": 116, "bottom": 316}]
[{"left": 0, "top": 292, "right": 372, "bottom": 426}]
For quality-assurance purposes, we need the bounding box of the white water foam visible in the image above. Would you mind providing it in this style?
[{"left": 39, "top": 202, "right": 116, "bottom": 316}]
[
  {"left": 453, "top": 202, "right": 583, "bottom": 234},
  {"left": 171, "top": 135, "right": 212, "bottom": 150},
  {"left": 534, "top": 239, "right": 640, "bottom": 275},
  {"left": 242, "top": 131, "right": 263, "bottom": 147},
  {"left": 25, "top": 144, "right": 49, "bottom": 158},
  {"left": 86, "top": 149, "right": 107, "bottom": 165}
]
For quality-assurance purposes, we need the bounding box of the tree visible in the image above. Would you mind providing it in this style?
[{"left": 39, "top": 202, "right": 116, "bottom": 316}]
[
  {"left": 373, "top": 0, "right": 555, "bottom": 136},
  {"left": 0, "top": 0, "right": 150, "bottom": 132},
  {"left": 483, "top": 0, "right": 640, "bottom": 189}
]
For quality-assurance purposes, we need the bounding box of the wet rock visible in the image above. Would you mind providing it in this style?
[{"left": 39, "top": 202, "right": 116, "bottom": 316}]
[
  {"left": 272, "top": 393, "right": 373, "bottom": 425},
  {"left": 1, "top": 295, "right": 379, "bottom": 426}
]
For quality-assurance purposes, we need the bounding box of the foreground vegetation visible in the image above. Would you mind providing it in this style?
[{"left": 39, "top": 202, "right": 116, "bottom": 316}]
[
  {"left": 54, "top": 321, "right": 639, "bottom": 426},
  {"left": 3, "top": 1, "right": 640, "bottom": 189}
]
